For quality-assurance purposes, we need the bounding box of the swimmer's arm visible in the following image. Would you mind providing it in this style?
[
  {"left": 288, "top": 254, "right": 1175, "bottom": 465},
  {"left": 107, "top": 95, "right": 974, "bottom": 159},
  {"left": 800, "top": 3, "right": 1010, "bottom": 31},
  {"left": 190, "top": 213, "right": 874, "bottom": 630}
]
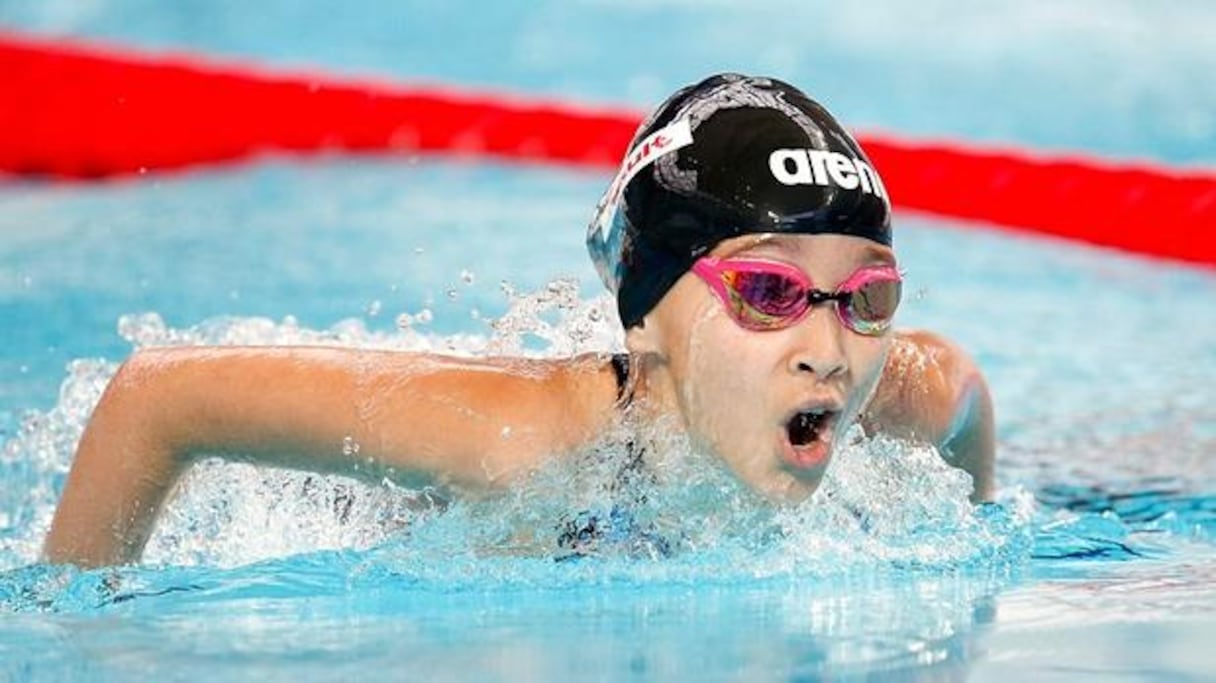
[
  {"left": 937, "top": 363, "right": 995, "bottom": 502},
  {"left": 43, "top": 346, "right": 619, "bottom": 567},
  {"left": 867, "top": 330, "right": 995, "bottom": 501}
]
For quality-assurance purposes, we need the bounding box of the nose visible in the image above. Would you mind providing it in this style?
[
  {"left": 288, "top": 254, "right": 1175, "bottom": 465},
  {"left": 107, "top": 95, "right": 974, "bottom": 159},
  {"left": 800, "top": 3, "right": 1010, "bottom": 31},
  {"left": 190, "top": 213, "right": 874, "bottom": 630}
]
[{"left": 786, "top": 305, "right": 848, "bottom": 380}]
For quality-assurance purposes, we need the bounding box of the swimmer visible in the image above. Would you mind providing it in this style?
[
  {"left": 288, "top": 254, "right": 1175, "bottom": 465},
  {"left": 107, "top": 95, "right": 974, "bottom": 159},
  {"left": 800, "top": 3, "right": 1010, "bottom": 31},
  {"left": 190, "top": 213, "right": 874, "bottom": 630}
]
[{"left": 43, "top": 74, "right": 994, "bottom": 567}]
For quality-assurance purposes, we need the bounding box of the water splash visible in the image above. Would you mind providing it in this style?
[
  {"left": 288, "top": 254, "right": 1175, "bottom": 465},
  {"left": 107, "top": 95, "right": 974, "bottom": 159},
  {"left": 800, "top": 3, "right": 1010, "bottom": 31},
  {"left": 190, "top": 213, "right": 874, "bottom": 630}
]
[
  {"left": 1, "top": 279, "right": 1040, "bottom": 612},
  {"left": 0, "top": 358, "right": 114, "bottom": 568},
  {"left": 486, "top": 278, "right": 620, "bottom": 356}
]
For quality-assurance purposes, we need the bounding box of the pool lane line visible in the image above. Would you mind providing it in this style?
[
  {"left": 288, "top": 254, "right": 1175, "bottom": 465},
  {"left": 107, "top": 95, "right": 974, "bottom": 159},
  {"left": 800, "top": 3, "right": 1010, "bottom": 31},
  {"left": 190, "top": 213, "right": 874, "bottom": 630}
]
[{"left": 2, "top": 32, "right": 1213, "bottom": 267}]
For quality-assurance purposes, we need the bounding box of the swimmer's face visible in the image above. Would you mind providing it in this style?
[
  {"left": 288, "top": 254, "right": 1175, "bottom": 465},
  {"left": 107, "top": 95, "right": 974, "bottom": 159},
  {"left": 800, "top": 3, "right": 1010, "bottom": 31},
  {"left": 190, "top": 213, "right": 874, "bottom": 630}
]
[{"left": 629, "top": 233, "right": 896, "bottom": 503}]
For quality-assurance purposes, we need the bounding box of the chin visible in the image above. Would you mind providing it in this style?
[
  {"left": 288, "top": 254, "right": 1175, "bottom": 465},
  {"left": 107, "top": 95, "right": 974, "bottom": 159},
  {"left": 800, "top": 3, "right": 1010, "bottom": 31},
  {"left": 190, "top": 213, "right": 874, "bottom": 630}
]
[{"left": 754, "top": 469, "right": 822, "bottom": 505}]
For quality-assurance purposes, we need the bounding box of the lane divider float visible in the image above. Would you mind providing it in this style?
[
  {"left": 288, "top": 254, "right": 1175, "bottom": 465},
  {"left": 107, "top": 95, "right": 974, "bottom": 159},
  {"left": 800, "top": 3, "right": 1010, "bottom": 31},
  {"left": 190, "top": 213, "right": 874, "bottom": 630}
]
[{"left": 2, "top": 32, "right": 1213, "bottom": 266}]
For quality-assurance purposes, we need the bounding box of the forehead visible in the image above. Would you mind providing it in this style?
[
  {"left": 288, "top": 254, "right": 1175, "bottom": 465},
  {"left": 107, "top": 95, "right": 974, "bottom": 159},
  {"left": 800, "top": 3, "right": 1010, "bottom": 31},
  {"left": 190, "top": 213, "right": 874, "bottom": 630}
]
[{"left": 715, "top": 233, "right": 896, "bottom": 266}]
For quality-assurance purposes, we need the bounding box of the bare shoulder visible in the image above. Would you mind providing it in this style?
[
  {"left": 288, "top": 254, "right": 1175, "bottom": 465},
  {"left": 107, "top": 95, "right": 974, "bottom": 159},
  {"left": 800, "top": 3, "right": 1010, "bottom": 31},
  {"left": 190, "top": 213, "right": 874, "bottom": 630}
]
[
  {"left": 867, "top": 330, "right": 969, "bottom": 439},
  {"left": 868, "top": 329, "right": 995, "bottom": 500},
  {"left": 887, "top": 329, "right": 984, "bottom": 400}
]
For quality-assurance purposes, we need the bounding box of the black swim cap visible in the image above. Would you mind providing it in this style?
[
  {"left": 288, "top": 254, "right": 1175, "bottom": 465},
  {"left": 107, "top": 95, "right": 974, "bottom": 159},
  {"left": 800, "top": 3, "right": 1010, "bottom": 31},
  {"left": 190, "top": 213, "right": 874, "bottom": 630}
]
[{"left": 586, "top": 73, "right": 892, "bottom": 329}]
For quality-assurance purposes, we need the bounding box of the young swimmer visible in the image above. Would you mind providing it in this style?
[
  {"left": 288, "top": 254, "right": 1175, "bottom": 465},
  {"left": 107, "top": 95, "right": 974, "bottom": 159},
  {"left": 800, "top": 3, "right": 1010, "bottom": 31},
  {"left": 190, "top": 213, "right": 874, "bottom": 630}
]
[{"left": 43, "top": 73, "right": 994, "bottom": 567}]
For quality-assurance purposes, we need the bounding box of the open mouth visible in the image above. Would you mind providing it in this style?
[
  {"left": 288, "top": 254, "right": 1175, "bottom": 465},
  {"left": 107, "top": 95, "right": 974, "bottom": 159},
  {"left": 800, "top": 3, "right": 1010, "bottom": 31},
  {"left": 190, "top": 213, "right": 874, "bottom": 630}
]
[
  {"left": 781, "top": 407, "right": 838, "bottom": 469},
  {"left": 787, "top": 410, "right": 828, "bottom": 447}
]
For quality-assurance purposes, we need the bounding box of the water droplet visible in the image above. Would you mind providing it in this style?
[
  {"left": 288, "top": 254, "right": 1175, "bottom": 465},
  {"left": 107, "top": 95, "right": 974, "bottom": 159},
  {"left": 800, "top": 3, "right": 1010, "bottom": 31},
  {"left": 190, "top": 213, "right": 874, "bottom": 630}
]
[
  {"left": 415, "top": 309, "right": 433, "bottom": 324},
  {"left": 396, "top": 313, "right": 412, "bottom": 329},
  {"left": 365, "top": 300, "right": 382, "bottom": 317},
  {"left": 414, "top": 246, "right": 425, "bottom": 255},
  {"left": 446, "top": 289, "right": 459, "bottom": 301},
  {"left": 460, "top": 269, "right": 475, "bottom": 285},
  {"left": 342, "top": 436, "right": 361, "bottom": 457},
  {"left": 18, "top": 365, "right": 28, "bottom": 374},
  {"left": 501, "top": 426, "right": 512, "bottom": 438}
]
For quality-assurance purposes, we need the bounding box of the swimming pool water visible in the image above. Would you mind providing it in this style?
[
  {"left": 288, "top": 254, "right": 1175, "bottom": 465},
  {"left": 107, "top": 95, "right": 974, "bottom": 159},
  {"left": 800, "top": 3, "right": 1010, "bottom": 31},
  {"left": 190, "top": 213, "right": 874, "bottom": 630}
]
[{"left": 2, "top": 1, "right": 1216, "bottom": 680}]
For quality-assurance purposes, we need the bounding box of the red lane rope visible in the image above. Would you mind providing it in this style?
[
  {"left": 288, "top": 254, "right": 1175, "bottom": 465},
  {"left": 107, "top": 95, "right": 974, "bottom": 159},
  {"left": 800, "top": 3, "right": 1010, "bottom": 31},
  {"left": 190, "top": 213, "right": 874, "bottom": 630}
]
[
  {"left": 863, "top": 140, "right": 1216, "bottom": 266},
  {"left": 3, "top": 32, "right": 1214, "bottom": 266}
]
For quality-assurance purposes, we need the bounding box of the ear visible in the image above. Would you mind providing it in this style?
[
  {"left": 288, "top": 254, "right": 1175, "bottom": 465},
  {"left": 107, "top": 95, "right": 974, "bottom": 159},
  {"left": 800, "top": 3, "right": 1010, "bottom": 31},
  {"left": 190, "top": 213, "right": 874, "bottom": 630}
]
[{"left": 624, "top": 318, "right": 664, "bottom": 357}]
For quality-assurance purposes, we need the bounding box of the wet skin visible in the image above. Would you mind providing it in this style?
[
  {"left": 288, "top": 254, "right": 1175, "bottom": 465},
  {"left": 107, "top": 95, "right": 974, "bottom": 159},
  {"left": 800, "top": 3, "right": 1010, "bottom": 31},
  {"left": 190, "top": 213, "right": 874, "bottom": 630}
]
[
  {"left": 43, "top": 233, "right": 993, "bottom": 567},
  {"left": 625, "top": 233, "right": 897, "bottom": 503}
]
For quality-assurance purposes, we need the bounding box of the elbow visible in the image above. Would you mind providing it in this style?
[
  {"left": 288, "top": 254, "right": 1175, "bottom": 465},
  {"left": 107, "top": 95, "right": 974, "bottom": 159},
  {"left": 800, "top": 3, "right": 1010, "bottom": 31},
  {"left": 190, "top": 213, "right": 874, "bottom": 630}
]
[
  {"left": 43, "top": 349, "right": 190, "bottom": 567},
  {"left": 102, "top": 348, "right": 190, "bottom": 464}
]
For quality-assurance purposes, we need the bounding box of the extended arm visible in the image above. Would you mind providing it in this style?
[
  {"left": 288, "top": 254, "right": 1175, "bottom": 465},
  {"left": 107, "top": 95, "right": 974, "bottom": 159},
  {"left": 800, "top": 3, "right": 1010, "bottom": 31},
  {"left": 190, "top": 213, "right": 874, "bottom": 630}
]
[{"left": 43, "top": 346, "right": 618, "bottom": 567}]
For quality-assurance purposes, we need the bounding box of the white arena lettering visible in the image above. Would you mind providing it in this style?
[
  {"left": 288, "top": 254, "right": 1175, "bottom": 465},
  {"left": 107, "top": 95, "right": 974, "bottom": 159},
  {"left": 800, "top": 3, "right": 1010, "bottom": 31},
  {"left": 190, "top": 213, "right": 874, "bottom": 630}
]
[
  {"left": 826, "top": 152, "right": 859, "bottom": 190},
  {"left": 768, "top": 148, "right": 887, "bottom": 200}
]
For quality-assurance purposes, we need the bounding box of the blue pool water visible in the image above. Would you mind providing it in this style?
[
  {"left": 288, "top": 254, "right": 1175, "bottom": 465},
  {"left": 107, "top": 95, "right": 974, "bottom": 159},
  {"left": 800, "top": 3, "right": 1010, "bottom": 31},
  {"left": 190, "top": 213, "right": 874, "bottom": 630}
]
[{"left": 2, "top": 1, "right": 1215, "bottom": 680}]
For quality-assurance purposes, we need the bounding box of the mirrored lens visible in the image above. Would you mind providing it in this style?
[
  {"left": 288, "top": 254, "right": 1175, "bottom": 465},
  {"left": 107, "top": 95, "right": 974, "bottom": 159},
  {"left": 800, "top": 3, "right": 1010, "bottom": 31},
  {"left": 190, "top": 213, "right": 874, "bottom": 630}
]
[
  {"left": 731, "top": 271, "right": 806, "bottom": 317},
  {"left": 849, "top": 279, "right": 901, "bottom": 323}
]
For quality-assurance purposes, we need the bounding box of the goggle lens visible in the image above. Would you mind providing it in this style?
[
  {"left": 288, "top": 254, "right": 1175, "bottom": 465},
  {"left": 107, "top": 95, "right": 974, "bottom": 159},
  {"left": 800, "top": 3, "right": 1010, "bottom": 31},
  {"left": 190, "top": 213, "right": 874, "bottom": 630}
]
[
  {"left": 846, "top": 278, "right": 901, "bottom": 325},
  {"left": 696, "top": 258, "right": 901, "bottom": 335},
  {"left": 725, "top": 270, "right": 806, "bottom": 323}
]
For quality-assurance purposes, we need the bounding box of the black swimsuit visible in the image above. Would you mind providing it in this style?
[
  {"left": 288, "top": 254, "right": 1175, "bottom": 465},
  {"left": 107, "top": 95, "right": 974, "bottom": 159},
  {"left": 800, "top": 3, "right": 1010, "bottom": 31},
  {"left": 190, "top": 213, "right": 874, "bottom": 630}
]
[
  {"left": 553, "top": 353, "right": 674, "bottom": 561},
  {"left": 609, "top": 352, "right": 633, "bottom": 408}
]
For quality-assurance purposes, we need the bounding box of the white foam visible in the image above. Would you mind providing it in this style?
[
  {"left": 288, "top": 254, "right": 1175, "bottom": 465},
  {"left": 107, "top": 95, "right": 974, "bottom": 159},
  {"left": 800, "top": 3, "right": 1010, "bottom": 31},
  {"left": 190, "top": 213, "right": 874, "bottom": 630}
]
[{"left": 2, "top": 281, "right": 1028, "bottom": 575}]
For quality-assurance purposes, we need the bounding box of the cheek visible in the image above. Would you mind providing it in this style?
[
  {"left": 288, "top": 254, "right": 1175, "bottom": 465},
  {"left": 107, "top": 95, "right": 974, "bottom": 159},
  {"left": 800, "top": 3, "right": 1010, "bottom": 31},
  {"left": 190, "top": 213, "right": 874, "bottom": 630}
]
[
  {"left": 678, "top": 314, "right": 777, "bottom": 447},
  {"left": 676, "top": 308, "right": 735, "bottom": 418}
]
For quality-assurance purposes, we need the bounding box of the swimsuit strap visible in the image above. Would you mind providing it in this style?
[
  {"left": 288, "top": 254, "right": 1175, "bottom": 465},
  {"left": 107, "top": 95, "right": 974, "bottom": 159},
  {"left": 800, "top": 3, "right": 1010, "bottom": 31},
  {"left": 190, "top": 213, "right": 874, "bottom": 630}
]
[{"left": 610, "top": 352, "right": 635, "bottom": 409}]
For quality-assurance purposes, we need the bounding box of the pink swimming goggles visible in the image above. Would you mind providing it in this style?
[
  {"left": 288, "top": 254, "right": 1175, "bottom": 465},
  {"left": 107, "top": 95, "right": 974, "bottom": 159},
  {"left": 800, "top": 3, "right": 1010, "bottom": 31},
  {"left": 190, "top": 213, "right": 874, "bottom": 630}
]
[{"left": 691, "top": 257, "right": 903, "bottom": 335}]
